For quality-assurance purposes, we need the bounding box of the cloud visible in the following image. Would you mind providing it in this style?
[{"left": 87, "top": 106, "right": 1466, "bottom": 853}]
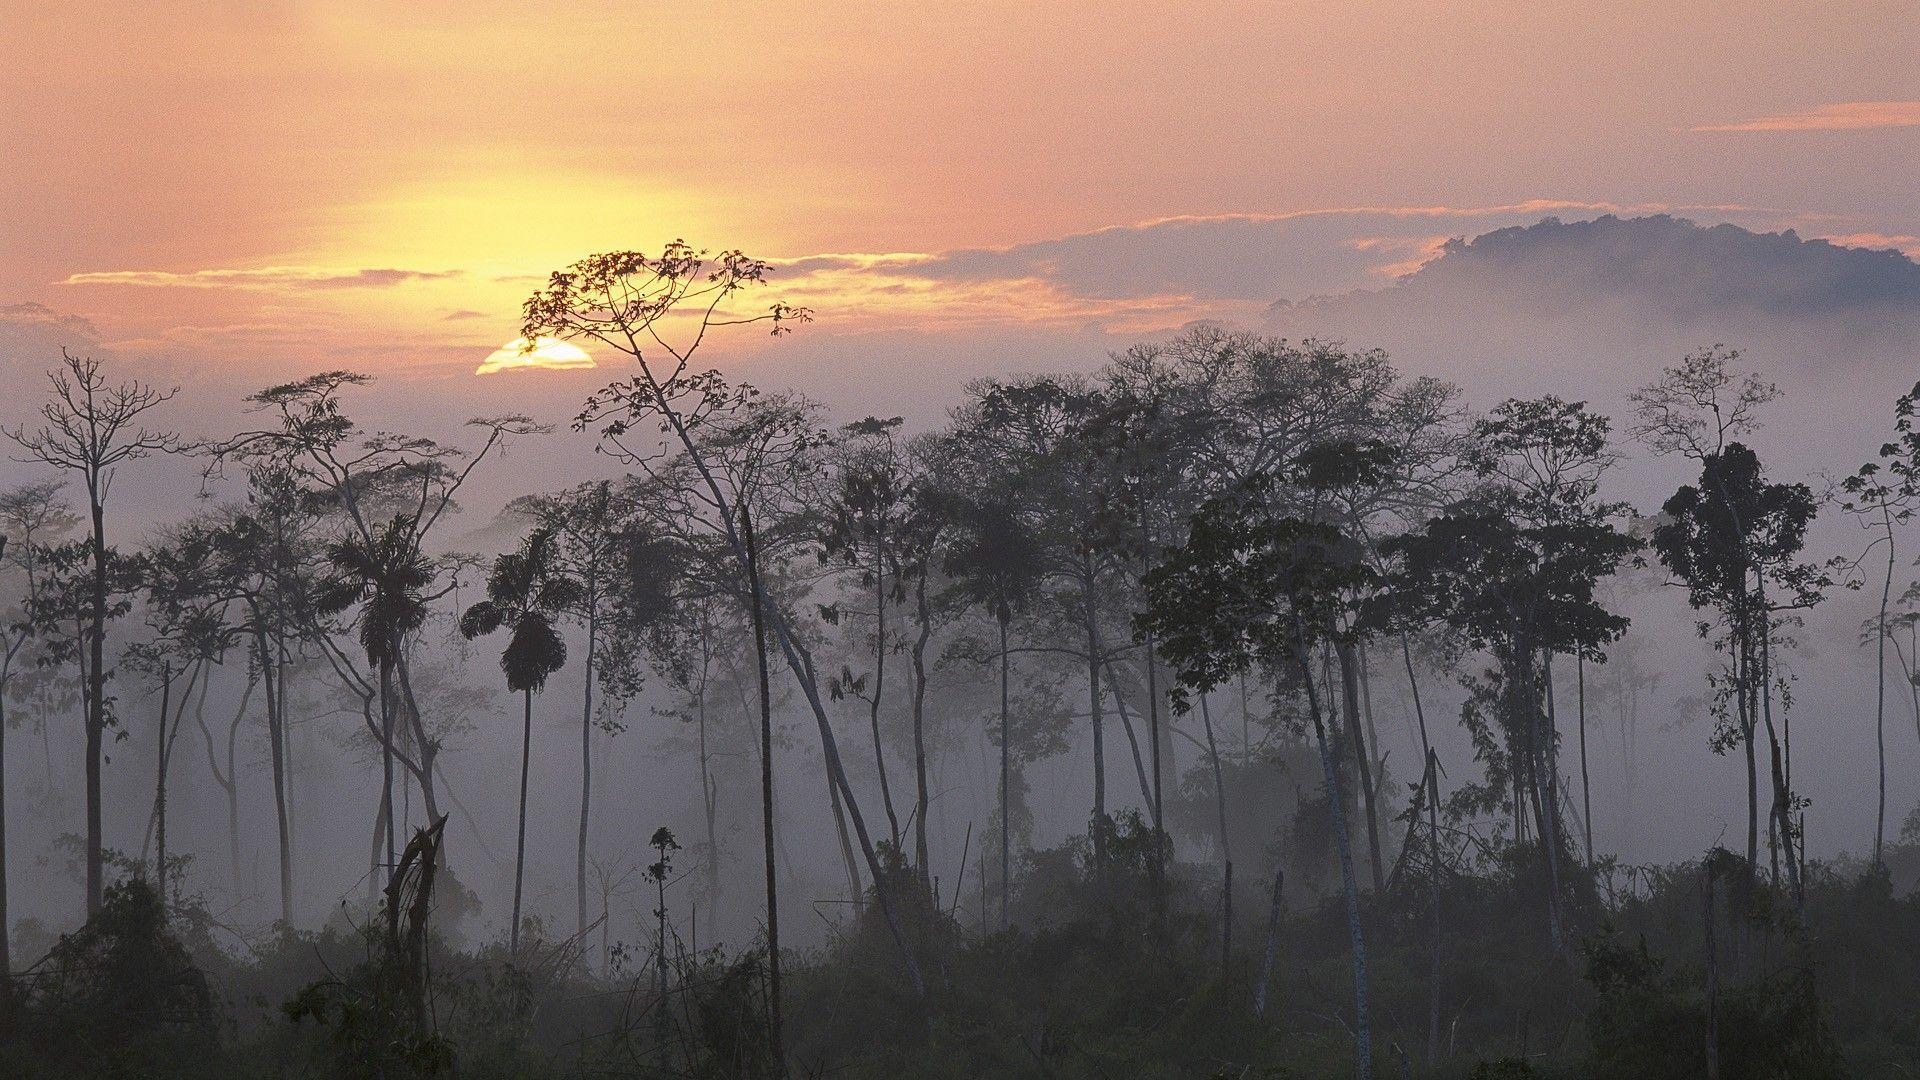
[
  {"left": 0, "top": 301, "right": 102, "bottom": 360},
  {"left": 770, "top": 201, "right": 1810, "bottom": 331},
  {"left": 442, "top": 309, "right": 489, "bottom": 321},
  {"left": 1277, "top": 214, "right": 1920, "bottom": 326},
  {"left": 60, "top": 266, "right": 462, "bottom": 290},
  {"left": 1688, "top": 101, "right": 1920, "bottom": 133}
]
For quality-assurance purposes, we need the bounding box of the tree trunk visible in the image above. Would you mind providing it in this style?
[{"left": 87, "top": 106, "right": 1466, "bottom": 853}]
[
  {"left": 1084, "top": 579, "right": 1108, "bottom": 878},
  {"left": 1, "top": 676, "right": 11, "bottom": 1002},
  {"left": 85, "top": 489, "right": 105, "bottom": 918},
  {"left": 911, "top": 573, "right": 933, "bottom": 893},
  {"left": 1201, "top": 692, "right": 1231, "bottom": 983},
  {"left": 1297, "top": 632, "right": 1372, "bottom": 1080},
  {"left": 870, "top": 559, "right": 902, "bottom": 852},
  {"left": 257, "top": 629, "right": 294, "bottom": 925},
  {"left": 1578, "top": 655, "right": 1593, "bottom": 864},
  {"left": 745, "top": 506, "right": 784, "bottom": 1075},
  {"left": 1335, "top": 641, "right": 1384, "bottom": 893},
  {"left": 380, "top": 660, "right": 397, "bottom": 887},
  {"left": 579, "top": 607, "right": 595, "bottom": 939},
  {"left": 1705, "top": 861, "right": 1721, "bottom": 1080},
  {"left": 511, "top": 686, "right": 534, "bottom": 959},
  {"left": 998, "top": 614, "right": 1012, "bottom": 929},
  {"left": 1875, "top": 514, "right": 1893, "bottom": 869},
  {"left": 1254, "top": 864, "right": 1285, "bottom": 1015}
]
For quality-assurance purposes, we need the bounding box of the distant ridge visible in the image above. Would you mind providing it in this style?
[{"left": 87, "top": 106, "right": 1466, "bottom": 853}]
[{"left": 1274, "top": 215, "right": 1920, "bottom": 324}]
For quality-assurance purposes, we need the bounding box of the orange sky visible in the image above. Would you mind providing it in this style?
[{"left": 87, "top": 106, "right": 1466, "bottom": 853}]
[{"left": 3, "top": 1, "right": 1916, "bottom": 380}]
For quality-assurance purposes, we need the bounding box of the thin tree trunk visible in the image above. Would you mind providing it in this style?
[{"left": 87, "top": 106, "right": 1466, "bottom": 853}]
[
  {"left": 745, "top": 506, "right": 784, "bottom": 1075},
  {"left": 1106, "top": 667, "right": 1156, "bottom": 811},
  {"left": 85, "top": 489, "right": 106, "bottom": 918},
  {"left": 870, "top": 560, "right": 902, "bottom": 851},
  {"left": 0, "top": 672, "right": 11, "bottom": 1001},
  {"left": 1578, "top": 654, "right": 1593, "bottom": 865},
  {"left": 579, "top": 606, "right": 595, "bottom": 938},
  {"left": 1200, "top": 693, "right": 1231, "bottom": 982},
  {"left": 911, "top": 574, "right": 933, "bottom": 892},
  {"left": 1705, "top": 861, "right": 1721, "bottom": 1080},
  {"left": 1254, "top": 864, "right": 1284, "bottom": 1016},
  {"left": 998, "top": 614, "right": 1012, "bottom": 930},
  {"left": 1084, "top": 580, "right": 1108, "bottom": 878},
  {"left": 1335, "top": 641, "right": 1384, "bottom": 893},
  {"left": 380, "top": 660, "right": 397, "bottom": 887},
  {"left": 1875, "top": 513, "right": 1893, "bottom": 869},
  {"left": 511, "top": 686, "right": 534, "bottom": 958},
  {"left": 257, "top": 630, "right": 294, "bottom": 926},
  {"left": 151, "top": 667, "right": 172, "bottom": 891},
  {"left": 1296, "top": 630, "right": 1372, "bottom": 1080}
]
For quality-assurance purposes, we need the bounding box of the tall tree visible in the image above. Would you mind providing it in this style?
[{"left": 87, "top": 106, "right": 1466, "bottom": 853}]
[
  {"left": 217, "top": 370, "right": 539, "bottom": 848},
  {"left": 513, "top": 479, "right": 676, "bottom": 938},
  {"left": 526, "top": 244, "right": 929, "bottom": 1002},
  {"left": 461, "top": 528, "right": 580, "bottom": 958},
  {"left": 1651, "top": 443, "right": 1821, "bottom": 898},
  {"left": 944, "top": 491, "right": 1044, "bottom": 928},
  {"left": 821, "top": 417, "right": 916, "bottom": 861},
  {"left": 1841, "top": 379, "right": 1920, "bottom": 870},
  {"left": 6, "top": 351, "right": 178, "bottom": 916},
  {"left": 1633, "top": 348, "right": 1817, "bottom": 899}
]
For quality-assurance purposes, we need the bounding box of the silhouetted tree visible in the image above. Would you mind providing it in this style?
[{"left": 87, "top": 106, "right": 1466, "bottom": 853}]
[
  {"left": 6, "top": 351, "right": 178, "bottom": 916},
  {"left": 460, "top": 527, "right": 580, "bottom": 959}
]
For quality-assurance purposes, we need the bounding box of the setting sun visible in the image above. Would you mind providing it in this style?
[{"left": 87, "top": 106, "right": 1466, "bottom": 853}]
[{"left": 475, "top": 336, "right": 595, "bottom": 375}]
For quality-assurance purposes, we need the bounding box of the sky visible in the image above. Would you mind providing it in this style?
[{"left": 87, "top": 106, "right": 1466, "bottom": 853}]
[
  {"left": 3, "top": 1, "right": 1917, "bottom": 389},
  {"left": 4, "top": 1, "right": 1920, "bottom": 932}
]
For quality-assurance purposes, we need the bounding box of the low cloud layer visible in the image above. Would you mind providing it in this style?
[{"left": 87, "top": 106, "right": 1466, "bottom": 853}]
[
  {"left": 1689, "top": 100, "right": 1920, "bottom": 133},
  {"left": 61, "top": 266, "right": 462, "bottom": 290}
]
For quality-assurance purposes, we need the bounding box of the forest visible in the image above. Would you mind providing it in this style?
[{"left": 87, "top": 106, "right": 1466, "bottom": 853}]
[{"left": 3, "top": 243, "right": 1920, "bottom": 1080}]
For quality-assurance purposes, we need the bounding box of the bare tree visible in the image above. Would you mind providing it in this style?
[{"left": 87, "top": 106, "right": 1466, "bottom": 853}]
[{"left": 6, "top": 351, "right": 178, "bottom": 916}]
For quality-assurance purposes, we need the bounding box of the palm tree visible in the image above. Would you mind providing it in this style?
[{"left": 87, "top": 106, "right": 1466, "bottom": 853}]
[
  {"left": 460, "top": 528, "right": 580, "bottom": 959},
  {"left": 318, "top": 515, "right": 436, "bottom": 892}
]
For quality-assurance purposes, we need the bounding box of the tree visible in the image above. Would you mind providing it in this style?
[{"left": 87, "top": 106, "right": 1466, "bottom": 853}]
[
  {"left": 217, "top": 370, "right": 540, "bottom": 858},
  {"left": 526, "top": 244, "right": 929, "bottom": 1004},
  {"left": 1633, "top": 348, "right": 1816, "bottom": 900},
  {"left": 0, "top": 480, "right": 75, "bottom": 995},
  {"left": 127, "top": 527, "right": 233, "bottom": 908},
  {"left": 512, "top": 479, "right": 677, "bottom": 938},
  {"left": 943, "top": 490, "right": 1044, "bottom": 928},
  {"left": 821, "top": 416, "right": 914, "bottom": 858},
  {"left": 1840, "top": 379, "right": 1920, "bottom": 870},
  {"left": 460, "top": 527, "right": 580, "bottom": 959},
  {"left": 1142, "top": 480, "right": 1381, "bottom": 1080},
  {"left": 6, "top": 350, "right": 179, "bottom": 916},
  {"left": 1651, "top": 444, "right": 1820, "bottom": 897},
  {"left": 317, "top": 516, "right": 438, "bottom": 886},
  {"left": 950, "top": 376, "right": 1127, "bottom": 877}
]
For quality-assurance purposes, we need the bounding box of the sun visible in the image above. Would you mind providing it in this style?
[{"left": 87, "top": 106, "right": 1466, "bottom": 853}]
[{"left": 475, "top": 336, "right": 595, "bottom": 375}]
